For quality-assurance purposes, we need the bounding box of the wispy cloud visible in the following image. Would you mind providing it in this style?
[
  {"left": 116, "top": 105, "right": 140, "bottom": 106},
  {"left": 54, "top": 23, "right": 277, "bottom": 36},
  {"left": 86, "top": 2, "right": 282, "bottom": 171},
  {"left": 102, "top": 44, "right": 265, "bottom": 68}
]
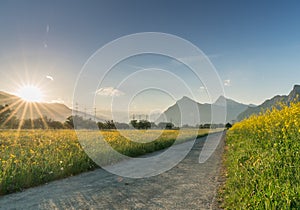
[
  {"left": 51, "top": 98, "right": 64, "bottom": 104},
  {"left": 46, "top": 75, "right": 54, "bottom": 81},
  {"left": 199, "top": 86, "right": 206, "bottom": 91},
  {"left": 96, "top": 87, "right": 124, "bottom": 97},
  {"left": 224, "top": 79, "right": 231, "bottom": 87}
]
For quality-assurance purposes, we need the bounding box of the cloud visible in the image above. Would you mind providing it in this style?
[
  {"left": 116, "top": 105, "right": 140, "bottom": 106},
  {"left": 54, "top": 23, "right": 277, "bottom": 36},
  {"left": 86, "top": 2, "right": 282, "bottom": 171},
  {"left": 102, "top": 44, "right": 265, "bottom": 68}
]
[
  {"left": 46, "top": 75, "right": 54, "bottom": 81},
  {"left": 51, "top": 98, "right": 64, "bottom": 104},
  {"left": 96, "top": 87, "right": 124, "bottom": 97},
  {"left": 224, "top": 79, "right": 231, "bottom": 87},
  {"left": 199, "top": 86, "right": 207, "bottom": 92}
]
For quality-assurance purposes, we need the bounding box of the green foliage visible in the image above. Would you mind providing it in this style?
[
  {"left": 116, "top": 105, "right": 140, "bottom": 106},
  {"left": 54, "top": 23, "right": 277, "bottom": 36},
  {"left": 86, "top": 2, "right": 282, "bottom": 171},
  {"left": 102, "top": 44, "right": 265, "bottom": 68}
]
[
  {"left": 222, "top": 103, "right": 300, "bottom": 209},
  {"left": 0, "top": 129, "right": 214, "bottom": 195},
  {"left": 65, "top": 115, "right": 97, "bottom": 129},
  {"left": 225, "top": 123, "right": 232, "bottom": 129},
  {"left": 0, "top": 104, "right": 17, "bottom": 128},
  {"left": 157, "top": 122, "right": 174, "bottom": 129},
  {"left": 0, "top": 130, "right": 96, "bottom": 195},
  {"left": 130, "top": 120, "right": 152, "bottom": 129}
]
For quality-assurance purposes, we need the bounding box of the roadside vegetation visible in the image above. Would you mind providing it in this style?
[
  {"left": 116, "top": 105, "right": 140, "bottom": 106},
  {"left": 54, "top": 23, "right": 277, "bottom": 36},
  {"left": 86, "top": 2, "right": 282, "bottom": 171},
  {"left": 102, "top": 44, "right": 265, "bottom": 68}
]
[
  {"left": 0, "top": 128, "right": 217, "bottom": 195},
  {"left": 222, "top": 102, "right": 300, "bottom": 209}
]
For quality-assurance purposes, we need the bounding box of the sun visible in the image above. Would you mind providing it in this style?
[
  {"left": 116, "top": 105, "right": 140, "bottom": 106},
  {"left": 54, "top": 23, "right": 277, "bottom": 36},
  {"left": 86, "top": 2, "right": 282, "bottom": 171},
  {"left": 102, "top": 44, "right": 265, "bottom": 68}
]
[{"left": 17, "top": 85, "right": 43, "bottom": 102}]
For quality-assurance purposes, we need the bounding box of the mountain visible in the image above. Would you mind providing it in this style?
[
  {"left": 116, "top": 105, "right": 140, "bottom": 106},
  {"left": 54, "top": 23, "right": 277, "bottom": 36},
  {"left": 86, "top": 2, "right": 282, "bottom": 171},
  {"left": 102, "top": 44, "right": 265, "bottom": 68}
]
[
  {"left": 237, "top": 85, "right": 300, "bottom": 121},
  {"left": 157, "top": 96, "right": 251, "bottom": 126},
  {"left": 0, "top": 91, "right": 72, "bottom": 122}
]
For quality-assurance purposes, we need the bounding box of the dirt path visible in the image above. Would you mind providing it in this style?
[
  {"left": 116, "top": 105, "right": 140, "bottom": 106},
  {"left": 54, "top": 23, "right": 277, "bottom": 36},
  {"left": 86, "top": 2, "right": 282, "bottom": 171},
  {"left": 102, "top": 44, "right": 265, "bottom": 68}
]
[{"left": 0, "top": 132, "right": 225, "bottom": 210}]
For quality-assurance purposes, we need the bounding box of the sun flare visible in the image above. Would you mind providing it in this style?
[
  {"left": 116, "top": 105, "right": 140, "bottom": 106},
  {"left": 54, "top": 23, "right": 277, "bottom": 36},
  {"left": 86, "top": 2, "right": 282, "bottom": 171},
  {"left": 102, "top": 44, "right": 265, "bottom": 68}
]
[{"left": 17, "top": 85, "right": 43, "bottom": 102}]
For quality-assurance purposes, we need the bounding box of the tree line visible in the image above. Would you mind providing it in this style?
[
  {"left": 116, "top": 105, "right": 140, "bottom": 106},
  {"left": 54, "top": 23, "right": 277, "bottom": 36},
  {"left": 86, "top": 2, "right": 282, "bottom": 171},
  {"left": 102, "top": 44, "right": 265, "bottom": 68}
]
[{"left": 0, "top": 104, "right": 232, "bottom": 130}]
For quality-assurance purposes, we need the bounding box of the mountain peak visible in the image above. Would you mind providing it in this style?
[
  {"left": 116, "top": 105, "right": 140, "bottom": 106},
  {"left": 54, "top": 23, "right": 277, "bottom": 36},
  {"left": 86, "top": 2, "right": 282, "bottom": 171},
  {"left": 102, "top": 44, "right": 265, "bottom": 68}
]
[
  {"left": 292, "top": 84, "right": 300, "bottom": 93},
  {"left": 180, "top": 96, "right": 192, "bottom": 100},
  {"left": 177, "top": 96, "right": 196, "bottom": 103},
  {"left": 238, "top": 84, "right": 300, "bottom": 120},
  {"left": 288, "top": 84, "right": 300, "bottom": 102},
  {"left": 214, "top": 95, "right": 226, "bottom": 103}
]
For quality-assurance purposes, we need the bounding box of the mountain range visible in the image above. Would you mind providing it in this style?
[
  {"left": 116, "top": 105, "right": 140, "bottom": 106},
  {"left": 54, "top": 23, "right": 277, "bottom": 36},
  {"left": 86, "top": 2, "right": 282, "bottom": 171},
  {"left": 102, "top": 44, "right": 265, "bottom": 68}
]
[
  {"left": 157, "top": 96, "right": 251, "bottom": 126},
  {"left": 237, "top": 85, "right": 300, "bottom": 120},
  {"left": 0, "top": 91, "right": 72, "bottom": 122},
  {"left": 1, "top": 84, "right": 299, "bottom": 124}
]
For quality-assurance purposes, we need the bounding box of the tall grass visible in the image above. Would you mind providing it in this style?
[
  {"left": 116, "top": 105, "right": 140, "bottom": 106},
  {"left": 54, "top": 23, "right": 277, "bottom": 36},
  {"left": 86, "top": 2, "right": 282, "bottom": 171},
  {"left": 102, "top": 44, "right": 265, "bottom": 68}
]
[
  {"left": 0, "top": 129, "right": 213, "bottom": 195},
  {"left": 222, "top": 103, "right": 300, "bottom": 209}
]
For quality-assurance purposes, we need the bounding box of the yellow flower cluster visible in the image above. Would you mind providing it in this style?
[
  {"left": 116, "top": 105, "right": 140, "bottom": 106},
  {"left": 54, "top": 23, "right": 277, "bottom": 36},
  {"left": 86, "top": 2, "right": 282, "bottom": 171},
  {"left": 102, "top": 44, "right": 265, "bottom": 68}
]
[
  {"left": 0, "top": 128, "right": 215, "bottom": 195},
  {"left": 223, "top": 102, "right": 300, "bottom": 209}
]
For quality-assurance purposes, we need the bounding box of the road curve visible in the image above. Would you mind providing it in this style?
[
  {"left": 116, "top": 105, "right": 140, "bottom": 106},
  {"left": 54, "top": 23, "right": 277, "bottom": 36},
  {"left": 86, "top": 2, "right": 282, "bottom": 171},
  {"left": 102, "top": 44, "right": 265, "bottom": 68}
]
[{"left": 0, "top": 132, "right": 225, "bottom": 210}]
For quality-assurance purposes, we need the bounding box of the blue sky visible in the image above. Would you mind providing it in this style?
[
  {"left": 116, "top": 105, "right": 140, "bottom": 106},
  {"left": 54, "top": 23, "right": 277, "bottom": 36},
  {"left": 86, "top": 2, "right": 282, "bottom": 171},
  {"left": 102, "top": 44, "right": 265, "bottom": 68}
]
[{"left": 1, "top": 0, "right": 300, "bottom": 114}]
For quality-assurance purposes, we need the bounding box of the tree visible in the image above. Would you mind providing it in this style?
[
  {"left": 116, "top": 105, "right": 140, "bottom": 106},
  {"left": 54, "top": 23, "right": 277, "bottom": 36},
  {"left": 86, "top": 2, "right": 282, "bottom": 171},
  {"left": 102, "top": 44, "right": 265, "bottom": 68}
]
[
  {"left": 137, "top": 120, "right": 151, "bottom": 129},
  {"left": 0, "top": 104, "right": 11, "bottom": 125},
  {"left": 97, "top": 122, "right": 105, "bottom": 129},
  {"left": 130, "top": 120, "right": 138, "bottom": 129},
  {"left": 158, "top": 122, "right": 174, "bottom": 129},
  {"left": 225, "top": 122, "right": 232, "bottom": 129},
  {"left": 64, "top": 116, "right": 74, "bottom": 129},
  {"left": 48, "top": 120, "right": 64, "bottom": 129},
  {"left": 104, "top": 120, "right": 116, "bottom": 129}
]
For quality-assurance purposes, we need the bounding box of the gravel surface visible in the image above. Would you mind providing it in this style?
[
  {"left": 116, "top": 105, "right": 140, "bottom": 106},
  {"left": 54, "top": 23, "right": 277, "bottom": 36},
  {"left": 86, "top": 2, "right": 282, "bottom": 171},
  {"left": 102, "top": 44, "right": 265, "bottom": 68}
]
[{"left": 0, "top": 132, "right": 225, "bottom": 210}]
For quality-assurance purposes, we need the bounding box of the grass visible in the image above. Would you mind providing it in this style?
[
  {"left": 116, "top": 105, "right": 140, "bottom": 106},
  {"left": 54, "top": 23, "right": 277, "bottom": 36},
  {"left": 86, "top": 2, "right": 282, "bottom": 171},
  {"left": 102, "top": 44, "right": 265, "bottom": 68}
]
[
  {"left": 221, "top": 102, "right": 300, "bottom": 209},
  {"left": 0, "top": 128, "right": 215, "bottom": 195}
]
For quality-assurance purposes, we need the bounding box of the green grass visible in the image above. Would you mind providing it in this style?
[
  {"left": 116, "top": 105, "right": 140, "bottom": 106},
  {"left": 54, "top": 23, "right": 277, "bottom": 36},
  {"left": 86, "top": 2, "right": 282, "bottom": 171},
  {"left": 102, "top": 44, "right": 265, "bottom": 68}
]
[
  {"left": 0, "top": 128, "right": 215, "bottom": 195},
  {"left": 221, "top": 103, "right": 300, "bottom": 209}
]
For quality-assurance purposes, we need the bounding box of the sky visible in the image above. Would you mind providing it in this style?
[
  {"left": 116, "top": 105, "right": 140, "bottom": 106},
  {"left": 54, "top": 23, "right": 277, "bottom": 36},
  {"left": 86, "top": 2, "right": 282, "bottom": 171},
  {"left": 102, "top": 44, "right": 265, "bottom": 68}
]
[{"left": 1, "top": 0, "right": 300, "bottom": 115}]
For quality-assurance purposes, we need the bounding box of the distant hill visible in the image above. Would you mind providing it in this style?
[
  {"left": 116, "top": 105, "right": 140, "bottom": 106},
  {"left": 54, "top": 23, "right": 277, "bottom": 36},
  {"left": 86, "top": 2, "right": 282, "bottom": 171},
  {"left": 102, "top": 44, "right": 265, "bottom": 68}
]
[
  {"left": 237, "top": 85, "right": 300, "bottom": 121},
  {"left": 157, "top": 96, "right": 251, "bottom": 126},
  {"left": 0, "top": 91, "right": 72, "bottom": 122}
]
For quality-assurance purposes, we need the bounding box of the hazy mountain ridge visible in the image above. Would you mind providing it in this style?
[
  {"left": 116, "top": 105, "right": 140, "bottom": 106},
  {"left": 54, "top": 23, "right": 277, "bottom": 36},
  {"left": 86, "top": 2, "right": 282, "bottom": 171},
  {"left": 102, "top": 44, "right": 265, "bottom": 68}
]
[
  {"left": 237, "top": 85, "right": 300, "bottom": 121},
  {"left": 4, "top": 85, "right": 299, "bottom": 125},
  {"left": 157, "top": 95, "right": 251, "bottom": 126},
  {"left": 0, "top": 91, "right": 72, "bottom": 122}
]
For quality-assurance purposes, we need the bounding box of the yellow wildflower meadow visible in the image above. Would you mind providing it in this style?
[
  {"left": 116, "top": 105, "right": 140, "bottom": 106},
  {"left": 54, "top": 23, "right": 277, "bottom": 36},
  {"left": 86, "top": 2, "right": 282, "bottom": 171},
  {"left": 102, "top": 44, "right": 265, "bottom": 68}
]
[
  {"left": 0, "top": 128, "right": 214, "bottom": 195},
  {"left": 222, "top": 103, "right": 300, "bottom": 209}
]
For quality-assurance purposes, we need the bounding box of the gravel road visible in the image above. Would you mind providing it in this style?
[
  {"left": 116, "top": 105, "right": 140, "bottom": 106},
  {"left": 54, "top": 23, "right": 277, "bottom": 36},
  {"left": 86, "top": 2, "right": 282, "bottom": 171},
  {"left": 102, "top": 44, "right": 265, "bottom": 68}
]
[{"left": 0, "top": 132, "right": 225, "bottom": 210}]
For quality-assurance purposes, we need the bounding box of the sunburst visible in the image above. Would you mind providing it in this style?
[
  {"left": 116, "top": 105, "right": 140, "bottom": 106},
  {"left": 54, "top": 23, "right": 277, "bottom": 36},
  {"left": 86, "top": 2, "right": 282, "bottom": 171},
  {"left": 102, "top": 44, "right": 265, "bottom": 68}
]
[{"left": 17, "top": 85, "right": 43, "bottom": 102}]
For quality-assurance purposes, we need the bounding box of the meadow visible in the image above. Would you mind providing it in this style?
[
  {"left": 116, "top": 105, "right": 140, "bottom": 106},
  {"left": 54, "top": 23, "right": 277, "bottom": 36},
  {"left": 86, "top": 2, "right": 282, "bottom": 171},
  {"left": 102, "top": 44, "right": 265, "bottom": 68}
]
[
  {"left": 222, "top": 102, "right": 300, "bottom": 209},
  {"left": 0, "top": 128, "right": 214, "bottom": 195}
]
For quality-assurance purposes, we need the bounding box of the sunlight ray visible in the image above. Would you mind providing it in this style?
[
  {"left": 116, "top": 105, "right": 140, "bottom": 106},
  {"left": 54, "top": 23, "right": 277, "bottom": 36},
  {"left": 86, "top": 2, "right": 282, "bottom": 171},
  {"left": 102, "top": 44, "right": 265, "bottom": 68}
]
[
  {"left": 0, "top": 98, "right": 23, "bottom": 115},
  {"left": 37, "top": 102, "right": 65, "bottom": 120},
  {"left": 29, "top": 103, "right": 34, "bottom": 129},
  {"left": 17, "top": 102, "right": 29, "bottom": 131},
  {"left": 32, "top": 102, "right": 49, "bottom": 129},
  {"left": 1, "top": 100, "right": 25, "bottom": 127}
]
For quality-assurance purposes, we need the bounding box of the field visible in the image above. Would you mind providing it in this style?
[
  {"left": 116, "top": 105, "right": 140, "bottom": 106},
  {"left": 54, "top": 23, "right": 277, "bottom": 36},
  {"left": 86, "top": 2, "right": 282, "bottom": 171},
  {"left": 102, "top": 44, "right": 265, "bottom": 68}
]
[
  {"left": 0, "top": 128, "right": 215, "bottom": 195},
  {"left": 222, "top": 103, "right": 300, "bottom": 209}
]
